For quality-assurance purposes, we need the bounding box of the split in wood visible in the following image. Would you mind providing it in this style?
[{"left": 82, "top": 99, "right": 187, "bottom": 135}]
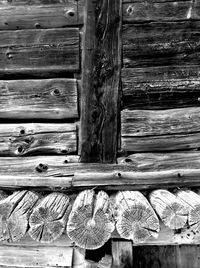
[
  {"left": 115, "top": 191, "right": 160, "bottom": 243},
  {"left": 67, "top": 190, "right": 115, "bottom": 249},
  {"left": 29, "top": 192, "right": 71, "bottom": 243}
]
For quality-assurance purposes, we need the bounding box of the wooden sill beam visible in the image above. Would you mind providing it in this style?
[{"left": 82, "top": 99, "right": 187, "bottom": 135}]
[{"left": 1, "top": 154, "right": 200, "bottom": 190}]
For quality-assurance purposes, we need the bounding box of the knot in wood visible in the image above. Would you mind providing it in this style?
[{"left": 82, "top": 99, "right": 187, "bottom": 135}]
[
  {"left": 35, "top": 163, "right": 48, "bottom": 173},
  {"left": 127, "top": 5, "right": 134, "bottom": 15},
  {"left": 65, "top": 9, "right": 75, "bottom": 17}
]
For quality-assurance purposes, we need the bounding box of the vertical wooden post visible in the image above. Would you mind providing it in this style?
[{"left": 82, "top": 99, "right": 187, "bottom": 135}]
[
  {"left": 112, "top": 240, "right": 133, "bottom": 268},
  {"left": 80, "top": 0, "right": 122, "bottom": 163}
]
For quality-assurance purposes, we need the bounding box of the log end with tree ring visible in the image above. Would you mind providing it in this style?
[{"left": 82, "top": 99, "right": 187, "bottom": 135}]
[
  {"left": 115, "top": 191, "right": 159, "bottom": 243},
  {"left": 29, "top": 192, "right": 71, "bottom": 243},
  {"left": 67, "top": 190, "right": 115, "bottom": 250}
]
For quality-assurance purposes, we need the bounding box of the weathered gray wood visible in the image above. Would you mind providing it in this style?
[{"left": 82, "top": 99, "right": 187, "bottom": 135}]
[
  {"left": 29, "top": 192, "right": 71, "bottom": 243},
  {"left": 0, "top": 245, "right": 73, "bottom": 267},
  {"left": 122, "top": 67, "right": 200, "bottom": 109},
  {"left": 149, "top": 189, "right": 188, "bottom": 230},
  {"left": 0, "top": 28, "right": 79, "bottom": 76},
  {"left": 0, "top": 3, "right": 83, "bottom": 30},
  {"left": 121, "top": 108, "right": 200, "bottom": 152},
  {"left": 123, "top": 0, "right": 198, "bottom": 23},
  {"left": 0, "top": 79, "right": 78, "bottom": 119},
  {"left": 115, "top": 191, "right": 159, "bottom": 242},
  {"left": 0, "top": 191, "right": 39, "bottom": 242},
  {"left": 80, "top": 0, "right": 121, "bottom": 163},
  {"left": 0, "top": 123, "right": 77, "bottom": 156},
  {"left": 117, "top": 152, "right": 200, "bottom": 171},
  {"left": 123, "top": 22, "right": 200, "bottom": 68},
  {"left": 176, "top": 190, "right": 200, "bottom": 233},
  {"left": 112, "top": 240, "right": 133, "bottom": 268},
  {"left": 67, "top": 190, "right": 115, "bottom": 249}
]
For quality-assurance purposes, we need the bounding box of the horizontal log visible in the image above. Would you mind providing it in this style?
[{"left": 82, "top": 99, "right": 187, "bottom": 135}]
[
  {"left": 0, "top": 28, "right": 79, "bottom": 76},
  {"left": 0, "top": 2, "right": 83, "bottom": 30},
  {"left": 1, "top": 157, "right": 200, "bottom": 190},
  {"left": 122, "top": 67, "right": 200, "bottom": 109},
  {"left": 0, "top": 245, "right": 73, "bottom": 267},
  {"left": 123, "top": 0, "right": 198, "bottom": 23},
  {"left": 117, "top": 152, "right": 200, "bottom": 171},
  {"left": 0, "top": 123, "right": 77, "bottom": 156},
  {"left": 121, "top": 108, "right": 200, "bottom": 152},
  {"left": 123, "top": 21, "right": 200, "bottom": 68},
  {"left": 0, "top": 78, "right": 78, "bottom": 119}
]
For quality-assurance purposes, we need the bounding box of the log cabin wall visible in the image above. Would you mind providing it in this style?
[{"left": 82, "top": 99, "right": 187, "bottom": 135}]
[{"left": 1, "top": 0, "right": 200, "bottom": 267}]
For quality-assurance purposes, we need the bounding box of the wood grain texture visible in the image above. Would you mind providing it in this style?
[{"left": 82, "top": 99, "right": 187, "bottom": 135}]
[
  {"left": 0, "top": 28, "right": 79, "bottom": 76},
  {"left": 2, "top": 158, "right": 200, "bottom": 190},
  {"left": 29, "top": 192, "right": 71, "bottom": 243},
  {"left": 132, "top": 245, "right": 200, "bottom": 268},
  {"left": 80, "top": 0, "right": 121, "bottom": 163},
  {"left": 149, "top": 189, "right": 188, "bottom": 230},
  {"left": 123, "top": 21, "right": 200, "bottom": 68},
  {"left": 121, "top": 108, "right": 200, "bottom": 152},
  {"left": 112, "top": 240, "right": 133, "bottom": 268},
  {"left": 0, "top": 78, "right": 78, "bottom": 119},
  {"left": 0, "top": 191, "right": 39, "bottom": 242},
  {"left": 122, "top": 67, "right": 200, "bottom": 110},
  {"left": 0, "top": 2, "right": 83, "bottom": 30},
  {"left": 115, "top": 191, "right": 159, "bottom": 242},
  {"left": 123, "top": 0, "right": 198, "bottom": 23},
  {"left": 0, "top": 123, "right": 77, "bottom": 156},
  {"left": 117, "top": 152, "right": 200, "bottom": 171},
  {"left": 67, "top": 190, "right": 115, "bottom": 249},
  {"left": 0, "top": 245, "right": 73, "bottom": 267}
]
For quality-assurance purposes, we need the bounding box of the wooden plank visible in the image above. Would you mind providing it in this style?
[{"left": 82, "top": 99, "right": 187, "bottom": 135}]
[
  {"left": 0, "top": 123, "right": 77, "bottom": 156},
  {"left": 0, "top": 79, "right": 78, "bottom": 119},
  {"left": 122, "top": 67, "right": 200, "bottom": 110},
  {"left": 0, "top": 245, "right": 73, "bottom": 267},
  {"left": 123, "top": 0, "right": 198, "bottom": 23},
  {"left": 0, "top": 28, "right": 79, "bottom": 76},
  {"left": 0, "top": 3, "right": 83, "bottom": 30},
  {"left": 112, "top": 240, "right": 133, "bottom": 268},
  {"left": 80, "top": 0, "right": 121, "bottom": 163},
  {"left": 123, "top": 21, "right": 200, "bottom": 68},
  {"left": 121, "top": 108, "right": 200, "bottom": 152}
]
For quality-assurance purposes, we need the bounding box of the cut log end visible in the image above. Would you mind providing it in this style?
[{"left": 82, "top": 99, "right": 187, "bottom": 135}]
[
  {"left": 67, "top": 190, "right": 115, "bottom": 250},
  {"left": 150, "top": 189, "right": 188, "bottom": 230},
  {"left": 0, "top": 191, "right": 39, "bottom": 242},
  {"left": 29, "top": 192, "right": 71, "bottom": 243},
  {"left": 115, "top": 191, "right": 159, "bottom": 243}
]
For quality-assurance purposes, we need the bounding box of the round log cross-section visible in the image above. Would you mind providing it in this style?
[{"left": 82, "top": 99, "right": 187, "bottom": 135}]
[
  {"left": 66, "top": 190, "right": 115, "bottom": 249},
  {"left": 29, "top": 192, "right": 71, "bottom": 243},
  {"left": 149, "top": 189, "right": 188, "bottom": 229},
  {"left": 0, "top": 190, "right": 39, "bottom": 242},
  {"left": 115, "top": 191, "right": 159, "bottom": 243}
]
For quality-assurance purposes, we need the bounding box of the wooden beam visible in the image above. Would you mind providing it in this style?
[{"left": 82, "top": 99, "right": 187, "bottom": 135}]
[
  {"left": 112, "top": 240, "right": 133, "bottom": 268},
  {"left": 123, "top": 0, "right": 197, "bottom": 23},
  {"left": 0, "top": 79, "right": 78, "bottom": 119},
  {"left": 122, "top": 66, "right": 200, "bottom": 110},
  {"left": 0, "top": 2, "right": 84, "bottom": 30},
  {"left": 80, "top": 0, "right": 121, "bottom": 163},
  {"left": 0, "top": 123, "right": 77, "bottom": 156},
  {"left": 0, "top": 28, "right": 79, "bottom": 77},
  {"left": 123, "top": 21, "right": 200, "bottom": 68},
  {"left": 121, "top": 108, "right": 200, "bottom": 152}
]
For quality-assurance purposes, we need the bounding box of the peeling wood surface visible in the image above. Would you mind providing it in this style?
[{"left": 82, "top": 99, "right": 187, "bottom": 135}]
[
  {"left": 122, "top": 67, "right": 200, "bottom": 110},
  {"left": 80, "top": 0, "right": 121, "bottom": 163},
  {"left": 123, "top": 21, "right": 200, "bottom": 68},
  {"left": 0, "top": 28, "right": 79, "bottom": 76},
  {"left": 0, "top": 79, "right": 78, "bottom": 119},
  {"left": 121, "top": 108, "right": 200, "bottom": 152},
  {"left": 0, "top": 2, "right": 84, "bottom": 30},
  {"left": 123, "top": 0, "right": 199, "bottom": 23},
  {"left": 0, "top": 123, "right": 77, "bottom": 156}
]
